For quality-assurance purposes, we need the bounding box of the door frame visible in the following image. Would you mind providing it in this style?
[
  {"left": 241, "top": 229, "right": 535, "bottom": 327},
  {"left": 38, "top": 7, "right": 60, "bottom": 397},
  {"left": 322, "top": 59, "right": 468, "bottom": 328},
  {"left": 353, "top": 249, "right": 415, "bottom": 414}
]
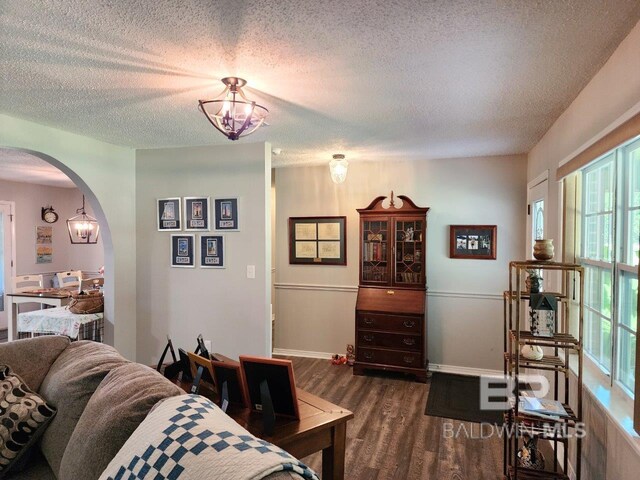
[
  {"left": 526, "top": 170, "right": 549, "bottom": 259},
  {"left": 0, "top": 201, "right": 17, "bottom": 330}
]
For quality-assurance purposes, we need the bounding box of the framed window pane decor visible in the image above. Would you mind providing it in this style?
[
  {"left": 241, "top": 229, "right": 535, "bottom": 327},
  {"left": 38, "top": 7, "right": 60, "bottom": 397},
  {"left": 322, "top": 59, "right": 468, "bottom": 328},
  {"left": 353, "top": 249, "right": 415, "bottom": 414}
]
[
  {"left": 157, "top": 198, "right": 182, "bottom": 231},
  {"left": 171, "top": 234, "right": 195, "bottom": 268},
  {"left": 288, "top": 216, "right": 347, "bottom": 265},
  {"left": 449, "top": 225, "right": 497, "bottom": 260}
]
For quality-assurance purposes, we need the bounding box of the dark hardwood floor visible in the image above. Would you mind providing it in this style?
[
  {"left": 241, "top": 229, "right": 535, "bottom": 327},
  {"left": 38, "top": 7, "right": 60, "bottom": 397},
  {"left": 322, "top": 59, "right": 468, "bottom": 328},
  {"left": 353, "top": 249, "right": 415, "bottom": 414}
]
[{"left": 285, "top": 357, "right": 503, "bottom": 480}]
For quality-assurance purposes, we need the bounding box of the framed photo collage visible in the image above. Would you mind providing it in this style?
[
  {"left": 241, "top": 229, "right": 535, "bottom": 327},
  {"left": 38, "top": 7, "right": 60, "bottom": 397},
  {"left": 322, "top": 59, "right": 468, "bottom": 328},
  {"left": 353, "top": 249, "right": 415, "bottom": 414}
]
[{"left": 158, "top": 197, "right": 238, "bottom": 268}]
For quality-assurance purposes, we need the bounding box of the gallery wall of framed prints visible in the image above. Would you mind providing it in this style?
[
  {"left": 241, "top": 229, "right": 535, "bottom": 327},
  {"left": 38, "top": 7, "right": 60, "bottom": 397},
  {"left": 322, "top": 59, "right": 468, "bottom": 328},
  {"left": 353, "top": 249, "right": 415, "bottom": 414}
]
[{"left": 158, "top": 197, "right": 237, "bottom": 268}]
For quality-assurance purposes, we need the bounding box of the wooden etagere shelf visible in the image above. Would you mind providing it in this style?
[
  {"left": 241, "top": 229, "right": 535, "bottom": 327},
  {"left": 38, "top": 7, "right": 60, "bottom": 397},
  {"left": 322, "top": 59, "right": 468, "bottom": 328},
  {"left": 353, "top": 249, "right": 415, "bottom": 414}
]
[{"left": 503, "top": 260, "right": 584, "bottom": 480}]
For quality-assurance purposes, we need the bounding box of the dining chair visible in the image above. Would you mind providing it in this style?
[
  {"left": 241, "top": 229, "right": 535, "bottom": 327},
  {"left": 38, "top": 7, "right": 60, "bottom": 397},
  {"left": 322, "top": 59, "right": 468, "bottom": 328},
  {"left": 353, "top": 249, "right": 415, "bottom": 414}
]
[
  {"left": 12, "top": 275, "right": 44, "bottom": 293},
  {"left": 12, "top": 275, "right": 44, "bottom": 313},
  {"left": 56, "top": 270, "right": 83, "bottom": 289},
  {"left": 79, "top": 277, "right": 104, "bottom": 293}
]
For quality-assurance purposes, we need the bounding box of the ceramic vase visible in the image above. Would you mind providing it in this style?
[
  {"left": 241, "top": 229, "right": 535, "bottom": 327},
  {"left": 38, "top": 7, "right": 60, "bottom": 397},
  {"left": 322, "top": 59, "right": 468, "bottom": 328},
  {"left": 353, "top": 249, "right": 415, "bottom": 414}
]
[
  {"left": 533, "top": 239, "right": 554, "bottom": 261},
  {"left": 521, "top": 345, "right": 544, "bottom": 361}
]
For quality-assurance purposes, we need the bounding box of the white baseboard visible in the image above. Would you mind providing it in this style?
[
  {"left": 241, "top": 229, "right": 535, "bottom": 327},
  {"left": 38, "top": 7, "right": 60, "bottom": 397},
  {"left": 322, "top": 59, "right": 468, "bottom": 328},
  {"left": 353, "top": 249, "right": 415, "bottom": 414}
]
[
  {"left": 272, "top": 348, "right": 333, "bottom": 359},
  {"left": 429, "top": 363, "right": 502, "bottom": 377},
  {"left": 272, "top": 348, "right": 502, "bottom": 376}
]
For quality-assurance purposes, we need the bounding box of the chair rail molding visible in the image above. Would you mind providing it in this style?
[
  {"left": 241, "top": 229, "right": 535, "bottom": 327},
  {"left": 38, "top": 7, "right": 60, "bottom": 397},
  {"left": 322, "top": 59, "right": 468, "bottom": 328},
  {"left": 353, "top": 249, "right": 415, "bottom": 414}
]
[{"left": 274, "top": 282, "right": 501, "bottom": 300}]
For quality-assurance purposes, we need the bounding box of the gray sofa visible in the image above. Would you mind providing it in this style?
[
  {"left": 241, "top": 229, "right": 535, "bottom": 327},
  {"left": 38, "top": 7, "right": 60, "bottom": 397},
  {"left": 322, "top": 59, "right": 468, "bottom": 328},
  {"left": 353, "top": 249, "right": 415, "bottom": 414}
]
[{"left": 0, "top": 336, "right": 301, "bottom": 480}]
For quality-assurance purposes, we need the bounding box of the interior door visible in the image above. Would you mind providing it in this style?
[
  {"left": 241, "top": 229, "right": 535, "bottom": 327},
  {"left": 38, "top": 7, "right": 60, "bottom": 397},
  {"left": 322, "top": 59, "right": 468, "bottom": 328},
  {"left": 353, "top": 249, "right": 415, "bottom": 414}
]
[
  {"left": 0, "top": 202, "right": 15, "bottom": 331},
  {"left": 527, "top": 173, "right": 549, "bottom": 259}
]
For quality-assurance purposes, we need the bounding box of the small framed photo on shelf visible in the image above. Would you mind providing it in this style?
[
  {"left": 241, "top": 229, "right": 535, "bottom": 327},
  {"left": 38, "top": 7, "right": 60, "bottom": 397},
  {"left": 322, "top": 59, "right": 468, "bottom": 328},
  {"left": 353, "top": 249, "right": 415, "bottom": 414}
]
[
  {"left": 157, "top": 198, "right": 182, "bottom": 231},
  {"left": 288, "top": 216, "right": 347, "bottom": 265},
  {"left": 214, "top": 198, "right": 239, "bottom": 231},
  {"left": 171, "top": 234, "right": 195, "bottom": 267},
  {"left": 184, "top": 197, "right": 210, "bottom": 231},
  {"left": 200, "top": 235, "right": 225, "bottom": 268},
  {"left": 239, "top": 356, "right": 300, "bottom": 419},
  {"left": 449, "top": 225, "right": 497, "bottom": 260}
]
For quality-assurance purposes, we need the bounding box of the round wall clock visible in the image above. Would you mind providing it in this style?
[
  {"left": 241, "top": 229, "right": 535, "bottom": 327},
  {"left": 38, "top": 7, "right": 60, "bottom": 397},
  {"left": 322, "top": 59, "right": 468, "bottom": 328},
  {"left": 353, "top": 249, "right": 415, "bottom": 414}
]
[{"left": 41, "top": 206, "right": 59, "bottom": 223}]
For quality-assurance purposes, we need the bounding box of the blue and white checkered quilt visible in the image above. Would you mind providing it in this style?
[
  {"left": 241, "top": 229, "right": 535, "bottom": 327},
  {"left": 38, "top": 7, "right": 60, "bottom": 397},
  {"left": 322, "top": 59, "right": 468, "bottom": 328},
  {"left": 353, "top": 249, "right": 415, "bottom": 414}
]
[{"left": 98, "top": 394, "right": 318, "bottom": 480}]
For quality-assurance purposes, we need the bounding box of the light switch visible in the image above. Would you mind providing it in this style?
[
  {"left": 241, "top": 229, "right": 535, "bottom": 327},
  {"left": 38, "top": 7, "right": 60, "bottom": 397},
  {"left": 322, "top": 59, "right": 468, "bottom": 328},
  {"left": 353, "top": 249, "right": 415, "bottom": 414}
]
[
  {"left": 204, "top": 340, "right": 212, "bottom": 352},
  {"left": 247, "top": 265, "right": 256, "bottom": 279}
]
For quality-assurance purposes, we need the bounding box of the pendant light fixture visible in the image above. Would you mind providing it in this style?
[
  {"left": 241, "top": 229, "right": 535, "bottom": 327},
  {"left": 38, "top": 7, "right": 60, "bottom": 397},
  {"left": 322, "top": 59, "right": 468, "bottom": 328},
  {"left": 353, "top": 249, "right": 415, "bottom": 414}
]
[
  {"left": 66, "top": 195, "right": 100, "bottom": 244},
  {"left": 329, "top": 154, "right": 349, "bottom": 184},
  {"left": 198, "top": 77, "right": 269, "bottom": 140}
]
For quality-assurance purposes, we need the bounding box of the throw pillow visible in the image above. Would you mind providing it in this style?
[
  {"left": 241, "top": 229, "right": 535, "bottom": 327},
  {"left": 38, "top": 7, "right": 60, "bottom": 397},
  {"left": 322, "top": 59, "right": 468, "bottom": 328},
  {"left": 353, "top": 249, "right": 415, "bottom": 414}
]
[{"left": 0, "top": 364, "right": 57, "bottom": 476}]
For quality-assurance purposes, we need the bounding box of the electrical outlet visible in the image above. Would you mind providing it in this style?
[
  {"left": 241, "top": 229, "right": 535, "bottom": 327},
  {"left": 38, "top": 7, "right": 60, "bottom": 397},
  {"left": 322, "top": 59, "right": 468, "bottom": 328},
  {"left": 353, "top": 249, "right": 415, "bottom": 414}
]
[{"left": 247, "top": 265, "right": 256, "bottom": 279}]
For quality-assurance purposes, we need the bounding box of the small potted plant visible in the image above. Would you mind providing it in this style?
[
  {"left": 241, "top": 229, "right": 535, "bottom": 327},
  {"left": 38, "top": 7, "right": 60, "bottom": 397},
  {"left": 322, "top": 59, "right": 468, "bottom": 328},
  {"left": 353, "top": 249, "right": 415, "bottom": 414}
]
[{"left": 525, "top": 269, "right": 543, "bottom": 293}]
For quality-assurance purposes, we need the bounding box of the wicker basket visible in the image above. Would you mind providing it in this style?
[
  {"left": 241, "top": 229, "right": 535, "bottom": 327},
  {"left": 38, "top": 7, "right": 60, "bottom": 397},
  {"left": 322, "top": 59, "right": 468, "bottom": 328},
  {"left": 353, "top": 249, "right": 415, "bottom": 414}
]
[{"left": 68, "top": 290, "right": 104, "bottom": 314}]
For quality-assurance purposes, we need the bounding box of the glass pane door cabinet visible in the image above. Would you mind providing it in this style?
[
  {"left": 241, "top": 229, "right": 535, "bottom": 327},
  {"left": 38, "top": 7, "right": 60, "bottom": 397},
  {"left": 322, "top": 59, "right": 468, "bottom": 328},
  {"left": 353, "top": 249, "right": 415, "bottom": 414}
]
[{"left": 355, "top": 194, "right": 429, "bottom": 382}]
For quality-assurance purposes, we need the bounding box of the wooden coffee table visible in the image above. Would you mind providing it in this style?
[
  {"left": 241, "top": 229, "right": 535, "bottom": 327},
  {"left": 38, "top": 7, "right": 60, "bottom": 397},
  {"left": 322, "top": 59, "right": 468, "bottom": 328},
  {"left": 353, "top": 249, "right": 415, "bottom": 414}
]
[{"left": 172, "top": 376, "right": 353, "bottom": 480}]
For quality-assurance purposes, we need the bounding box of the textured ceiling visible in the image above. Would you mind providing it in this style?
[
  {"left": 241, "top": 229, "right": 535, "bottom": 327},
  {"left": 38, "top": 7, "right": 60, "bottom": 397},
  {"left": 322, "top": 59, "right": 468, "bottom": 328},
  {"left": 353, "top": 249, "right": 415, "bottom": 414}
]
[
  {"left": 0, "top": 149, "right": 75, "bottom": 188},
  {"left": 1, "top": 0, "right": 639, "bottom": 167}
]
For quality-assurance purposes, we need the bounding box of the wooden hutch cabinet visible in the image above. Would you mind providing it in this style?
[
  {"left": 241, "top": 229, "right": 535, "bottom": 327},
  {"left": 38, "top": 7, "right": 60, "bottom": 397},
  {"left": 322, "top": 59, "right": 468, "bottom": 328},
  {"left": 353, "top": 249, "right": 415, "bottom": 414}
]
[{"left": 353, "top": 193, "right": 429, "bottom": 382}]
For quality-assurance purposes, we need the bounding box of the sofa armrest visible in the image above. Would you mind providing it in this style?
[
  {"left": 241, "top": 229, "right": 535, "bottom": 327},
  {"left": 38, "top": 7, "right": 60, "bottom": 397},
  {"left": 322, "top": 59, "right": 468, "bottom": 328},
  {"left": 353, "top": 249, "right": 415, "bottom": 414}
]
[{"left": 0, "top": 336, "right": 70, "bottom": 391}]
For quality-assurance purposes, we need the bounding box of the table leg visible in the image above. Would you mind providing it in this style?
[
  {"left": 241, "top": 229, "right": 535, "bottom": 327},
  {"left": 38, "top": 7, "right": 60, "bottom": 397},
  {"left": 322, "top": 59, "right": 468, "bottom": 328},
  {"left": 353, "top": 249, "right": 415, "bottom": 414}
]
[
  {"left": 8, "top": 301, "right": 17, "bottom": 341},
  {"left": 321, "top": 422, "right": 347, "bottom": 480}
]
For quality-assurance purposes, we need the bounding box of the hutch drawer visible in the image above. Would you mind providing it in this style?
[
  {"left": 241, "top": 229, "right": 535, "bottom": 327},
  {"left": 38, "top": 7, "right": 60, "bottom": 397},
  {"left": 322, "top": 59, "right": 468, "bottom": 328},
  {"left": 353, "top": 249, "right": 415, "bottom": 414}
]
[
  {"left": 357, "top": 330, "right": 422, "bottom": 351},
  {"left": 356, "top": 347, "right": 422, "bottom": 368},
  {"left": 356, "top": 312, "right": 421, "bottom": 333}
]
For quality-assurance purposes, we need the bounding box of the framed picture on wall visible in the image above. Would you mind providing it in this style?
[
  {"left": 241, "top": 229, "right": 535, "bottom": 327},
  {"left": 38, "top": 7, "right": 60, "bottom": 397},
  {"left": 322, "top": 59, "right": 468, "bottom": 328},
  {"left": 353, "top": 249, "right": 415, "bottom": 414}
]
[
  {"left": 157, "top": 198, "right": 182, "bottom": 231},
  {"left": 288, "top": 216, "right": 347, "bottom": 265},
  {"left": 184, "top": 197, "right": 211, "bottom": 231},
  {"left": 171, "top": 234, "right": 195, "bottom": 267},
  {"left": 214, "top": 198, "right": 239, "bottom": 231},
  {"left": 200, "top": 235, "right": 225, "bottom": 268},
  {"left": 449, "top": 225, "right": 497, "bottom": 260}
]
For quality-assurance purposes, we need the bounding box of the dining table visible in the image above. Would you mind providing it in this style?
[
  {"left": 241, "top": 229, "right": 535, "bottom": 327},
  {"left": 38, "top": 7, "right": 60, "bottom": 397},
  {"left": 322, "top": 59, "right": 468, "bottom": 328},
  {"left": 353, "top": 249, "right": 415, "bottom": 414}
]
[{"left": 5, "top": 288, "right": 74, "bottom": 341}]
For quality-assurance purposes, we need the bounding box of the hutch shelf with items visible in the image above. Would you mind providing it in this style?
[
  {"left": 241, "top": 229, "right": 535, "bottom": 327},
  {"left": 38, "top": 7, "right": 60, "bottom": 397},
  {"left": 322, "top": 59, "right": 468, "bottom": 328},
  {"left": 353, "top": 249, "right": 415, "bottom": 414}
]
[
  {"left": 354, "top": 193, "right": 429, "bottom": 382},
  {"left": 503, "top": 260, "right": 584, "bottom": 480}
]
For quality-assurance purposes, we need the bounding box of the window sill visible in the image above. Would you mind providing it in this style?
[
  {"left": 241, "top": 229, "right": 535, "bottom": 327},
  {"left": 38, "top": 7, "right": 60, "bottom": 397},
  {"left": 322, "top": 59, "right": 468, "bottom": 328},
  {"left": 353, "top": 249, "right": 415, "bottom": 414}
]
[{"left": 568, "top": 353, "right": 640, "bottom": 454}]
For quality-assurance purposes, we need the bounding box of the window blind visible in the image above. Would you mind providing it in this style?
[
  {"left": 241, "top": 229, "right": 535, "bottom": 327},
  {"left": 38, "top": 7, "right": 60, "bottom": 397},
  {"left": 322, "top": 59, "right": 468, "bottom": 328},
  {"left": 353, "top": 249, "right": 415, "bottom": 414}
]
[{"left": 556, "top": 112, "right": 640, "bottom": 180}]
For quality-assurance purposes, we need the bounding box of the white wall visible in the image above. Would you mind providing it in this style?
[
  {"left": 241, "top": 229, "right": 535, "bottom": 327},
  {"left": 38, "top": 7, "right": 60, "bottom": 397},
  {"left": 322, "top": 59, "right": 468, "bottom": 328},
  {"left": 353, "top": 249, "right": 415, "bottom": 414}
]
[
  {"left": 275, "top": 155, "right": 527, "bottom": 371},
  {"left": 527, "top": 20, "right": 640, "bottom": 480},
  {"left": 0, "top": 179, "right": 103, "bottom": 277},
  {"left": 135, "top": 142, "right": 272, "bottom": 365},
  {"left": 0, "top": 114, "right": 137, "bottom": 359}
]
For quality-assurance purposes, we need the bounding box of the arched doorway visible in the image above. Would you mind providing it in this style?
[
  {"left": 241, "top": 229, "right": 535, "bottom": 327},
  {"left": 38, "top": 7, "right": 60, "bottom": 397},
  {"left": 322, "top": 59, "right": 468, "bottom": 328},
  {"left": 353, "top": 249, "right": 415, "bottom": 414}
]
[{"left": 0, "top": 148, "right": 116, "bottom": 346}]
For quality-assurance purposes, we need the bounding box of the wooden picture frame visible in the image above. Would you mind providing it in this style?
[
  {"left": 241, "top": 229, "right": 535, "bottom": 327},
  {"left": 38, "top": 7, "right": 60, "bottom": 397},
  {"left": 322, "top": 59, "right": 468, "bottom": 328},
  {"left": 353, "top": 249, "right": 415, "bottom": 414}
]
[
  {"left": 288, "top": 216, "right": 347, "bottom": 265},
  {"left": 184, "top": 197, "right": 211, "bottom": 231},
  {"left": 449, "top": 225, "right": 497, "bottom": 260},
  {"left": 239, "top": 355, "right": 300, "bottom": 419},
  {"left": 211, "top": 359, "right": 249, "bottom": 409},
  {"left": 187, "top": 351, "right": 216, "bottom": 390},
  {"left": 170, "top": 234, "right": 195, "bottom": 267},
  {"left": 157, "top": 197, "right": 182, "bottom": 231}
]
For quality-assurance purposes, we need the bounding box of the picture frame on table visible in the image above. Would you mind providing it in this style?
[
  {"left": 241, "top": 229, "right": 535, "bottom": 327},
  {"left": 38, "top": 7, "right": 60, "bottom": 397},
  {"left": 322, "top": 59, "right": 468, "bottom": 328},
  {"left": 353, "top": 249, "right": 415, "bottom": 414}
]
[
  {"left": 449, "top": 225, "right": 497, "bottom": 260},
  {"left": 239, "top": 355, "right": 300, "bottom": 419},
  {"left": 157, "top": 198, "right": 182, "bottom": 231},
  {"left": 200, "top": 235, "right": 225, "bottom": 268},
  {"left": 184, "top": 197, "right": 211, "bottom": 231},
  {"left": 214, "top": 198, "right": 239, "bottom": 231},
  {"left": 211, "top": 359, "right": 249, "bottom": 410},
  {"left": 170, "top": 234, "right": 195, "bottom": 267}
]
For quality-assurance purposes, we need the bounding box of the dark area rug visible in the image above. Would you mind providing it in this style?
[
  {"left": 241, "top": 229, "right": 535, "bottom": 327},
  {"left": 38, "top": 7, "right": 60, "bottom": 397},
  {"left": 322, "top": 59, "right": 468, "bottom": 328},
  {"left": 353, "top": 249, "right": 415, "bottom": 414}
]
[{"left": 425, "top": 372, "right": 505, "bottom": 425}]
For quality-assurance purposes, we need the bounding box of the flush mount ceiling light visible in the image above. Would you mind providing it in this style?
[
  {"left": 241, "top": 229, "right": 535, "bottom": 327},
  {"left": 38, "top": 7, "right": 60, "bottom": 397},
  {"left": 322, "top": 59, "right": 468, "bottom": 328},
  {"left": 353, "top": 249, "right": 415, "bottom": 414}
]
[
  {"left": 67, "top": 195, "right": 100, "bottom": 244},
  {"left": 198, "top": 77, "right": 269, "bottom": 141},
  {"left": 329, "top": 154, "right": 349, "bottom": 184}
]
